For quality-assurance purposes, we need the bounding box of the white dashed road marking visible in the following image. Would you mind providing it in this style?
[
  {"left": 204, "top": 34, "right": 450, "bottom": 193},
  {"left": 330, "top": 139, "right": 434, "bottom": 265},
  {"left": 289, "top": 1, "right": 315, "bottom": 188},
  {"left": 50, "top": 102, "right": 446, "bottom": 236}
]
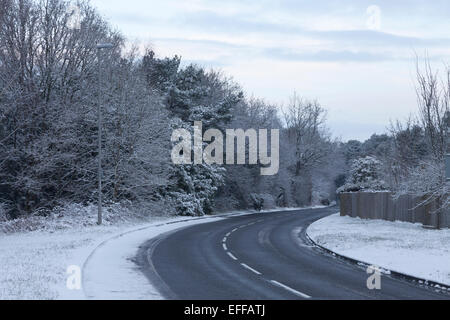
[
  {"left": 227, "top": 252, "right": 238, "bottom": 260},
  {"left": 269, "top": 280, "right": 311, "bottom": 299},
  {"left": 241, "top": 263, "right": 262, "bottom": 275},
  {"left": 222, "top": 218, "right": 313, "bottom": 299}
]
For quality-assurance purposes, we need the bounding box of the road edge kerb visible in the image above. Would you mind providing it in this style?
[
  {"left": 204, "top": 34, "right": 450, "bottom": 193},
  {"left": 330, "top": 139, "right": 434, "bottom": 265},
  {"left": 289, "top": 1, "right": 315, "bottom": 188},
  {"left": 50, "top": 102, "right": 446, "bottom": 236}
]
[
  {"left": 304, "top": 216, "right": 450, "bottom": 295},
  {"left": 79, "top": 207, "right": 303, "bottom": 299}
]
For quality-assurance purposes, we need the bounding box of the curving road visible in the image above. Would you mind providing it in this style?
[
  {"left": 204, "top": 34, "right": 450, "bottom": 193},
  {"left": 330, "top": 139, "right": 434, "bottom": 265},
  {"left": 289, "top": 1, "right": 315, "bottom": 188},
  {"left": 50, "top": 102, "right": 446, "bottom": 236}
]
[{"left": 137, "top": 207, "right": 450, "bottom": 300}]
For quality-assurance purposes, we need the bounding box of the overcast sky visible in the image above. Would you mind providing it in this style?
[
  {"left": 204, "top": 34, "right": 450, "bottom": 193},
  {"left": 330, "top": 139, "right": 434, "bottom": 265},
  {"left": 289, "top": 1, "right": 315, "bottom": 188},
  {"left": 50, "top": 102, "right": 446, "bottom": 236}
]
[{"left": 90, "top": 0, "right": 450, "bottom": 141}]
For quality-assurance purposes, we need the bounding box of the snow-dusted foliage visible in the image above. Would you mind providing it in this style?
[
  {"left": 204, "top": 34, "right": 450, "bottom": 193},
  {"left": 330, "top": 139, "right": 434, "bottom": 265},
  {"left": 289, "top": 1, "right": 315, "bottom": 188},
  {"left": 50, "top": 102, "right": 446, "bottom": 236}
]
[
  {"left": 166, "top": 64, "right": 243, "bottom": 131},
  {"left": 338, "top": 156, "right": 388, "bottom": 193},
  {"left": 169, "top": 164, "right": 226, "bottom": 216},
  {"left": 0, "top": 1, "right": 171, "bottom": 218},
  {"left": 0, "top": 200, "right": 175, "bottom": 234},
  {"left": 0, "top": 0, "right": 119, "bottom": 217},
  {"left": 395, "top": 160, "right": 446, "bottom": 198},
  {"left": 0, "top": 0, "right": 347, "bottom": 221}
]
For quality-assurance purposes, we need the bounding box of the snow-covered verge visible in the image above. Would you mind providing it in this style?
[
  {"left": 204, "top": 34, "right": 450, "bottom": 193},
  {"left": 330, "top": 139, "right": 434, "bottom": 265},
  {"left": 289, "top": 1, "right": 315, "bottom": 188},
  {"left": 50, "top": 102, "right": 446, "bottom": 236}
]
[
  {"left": 0, "top": 202, "right": 171, "bottom": 234},
  {"left": 0, "top": 203, "right": 304, "bottom": 300},
  {"left": 0, "top": 204, "right": 174, "bottom": 300},
  {"left": 307, "top": 213, "right": 450, "bottom": 286},
  {"left": 1, "top": 224, "right": 125, "bottom": 299}
]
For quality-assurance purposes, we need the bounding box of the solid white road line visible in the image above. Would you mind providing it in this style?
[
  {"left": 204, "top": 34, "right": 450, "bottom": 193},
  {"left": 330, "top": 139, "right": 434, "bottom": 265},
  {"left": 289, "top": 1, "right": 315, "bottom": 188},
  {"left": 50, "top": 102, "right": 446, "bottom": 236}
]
[
  {"left": 240, "top": 263, "right": 262, "bottom": 275},
  {"left": 227, "top": 252, "right": 238, "bottom": 261},
  {"left": 269, "top": 280, "right": 311, "bottom": 299}
]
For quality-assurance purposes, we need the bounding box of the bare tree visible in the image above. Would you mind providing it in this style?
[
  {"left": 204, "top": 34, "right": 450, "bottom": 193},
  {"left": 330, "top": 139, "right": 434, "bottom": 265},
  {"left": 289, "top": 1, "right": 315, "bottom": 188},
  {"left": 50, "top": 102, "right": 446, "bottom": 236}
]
[
  {"left": 415, "top": 59, "right": 448, "bottom": 160},
  {"left": 283, "top": 94, "right": 329, "bottom": 175},
  {"left": 385, "top": 60, "right": 450, "bottom": 224}
]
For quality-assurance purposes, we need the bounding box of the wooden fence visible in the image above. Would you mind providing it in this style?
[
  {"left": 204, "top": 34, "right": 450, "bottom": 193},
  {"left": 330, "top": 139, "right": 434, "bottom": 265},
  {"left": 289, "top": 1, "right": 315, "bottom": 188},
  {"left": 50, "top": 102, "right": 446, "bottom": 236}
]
[{"left": 340, "top": 192, "right": 450, "bottom": 229}]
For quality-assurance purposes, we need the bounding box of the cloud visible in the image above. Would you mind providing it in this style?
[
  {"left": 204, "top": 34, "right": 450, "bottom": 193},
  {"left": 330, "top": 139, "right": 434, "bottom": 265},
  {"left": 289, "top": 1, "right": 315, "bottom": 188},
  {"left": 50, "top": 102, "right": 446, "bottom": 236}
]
[
  {"left": 152, "top": 37, "right": 445, "bottom": 64},
  {"left": 152, "top": 37, "right": 246, "bottom": 49},
  {"left": 176, "top": 10, "right": 450, "bottom": 48},
  {"left": 263, "top": 48, "right": 393, "bottom": 62},
  {"left": 180, "top": 59, "right": 229, "bottom": 68}
]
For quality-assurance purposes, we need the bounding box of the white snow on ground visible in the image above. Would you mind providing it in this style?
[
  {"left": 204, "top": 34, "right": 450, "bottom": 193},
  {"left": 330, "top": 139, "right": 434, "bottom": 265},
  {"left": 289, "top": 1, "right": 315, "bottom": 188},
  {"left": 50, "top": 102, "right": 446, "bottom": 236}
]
[
  {"left": 1, "top": 225, "right": 124, "bottom": 300},
  {"left": 0, "top": 205, "right": 305, "bottom": 300},
  {"left": 307, "top": 213, "right": 450, "bottom": 286},
  {"left": 0, "top": 219, "right": 169, "bottom": 300}
]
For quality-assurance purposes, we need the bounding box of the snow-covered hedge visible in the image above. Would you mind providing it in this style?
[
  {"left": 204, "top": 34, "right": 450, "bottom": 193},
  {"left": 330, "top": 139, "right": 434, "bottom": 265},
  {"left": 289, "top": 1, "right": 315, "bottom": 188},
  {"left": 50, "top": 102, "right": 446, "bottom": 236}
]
[
  {"left": 337, "top": 156, "right": 389, "bottom": 193},
  {"left": 0, "top": 201, "right": 174, "bottom": 234}
]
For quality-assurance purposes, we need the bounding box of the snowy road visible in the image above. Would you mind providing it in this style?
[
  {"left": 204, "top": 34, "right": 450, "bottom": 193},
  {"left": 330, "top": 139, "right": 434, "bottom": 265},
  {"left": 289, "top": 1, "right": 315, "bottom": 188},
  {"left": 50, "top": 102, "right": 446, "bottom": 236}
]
[{"left": 139, "top": 207, "right": 450, "bottom": 300}]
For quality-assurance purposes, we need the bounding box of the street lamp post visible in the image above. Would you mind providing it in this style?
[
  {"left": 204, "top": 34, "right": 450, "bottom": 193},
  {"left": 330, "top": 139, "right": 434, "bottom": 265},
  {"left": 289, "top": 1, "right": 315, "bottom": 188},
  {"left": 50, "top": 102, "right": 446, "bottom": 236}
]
[
  {"left": 446, "top": 121, "right": 450, "bottom": 182},
  {"left": 96, "top": 42, "right": 114, "bottom": 225}
]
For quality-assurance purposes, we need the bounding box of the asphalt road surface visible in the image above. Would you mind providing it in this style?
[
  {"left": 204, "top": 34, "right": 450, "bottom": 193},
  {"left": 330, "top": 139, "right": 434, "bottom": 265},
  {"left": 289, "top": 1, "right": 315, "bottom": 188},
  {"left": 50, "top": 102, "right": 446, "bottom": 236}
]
[{"left": 138, "top": 207, "right": 450, "bottom": 300}]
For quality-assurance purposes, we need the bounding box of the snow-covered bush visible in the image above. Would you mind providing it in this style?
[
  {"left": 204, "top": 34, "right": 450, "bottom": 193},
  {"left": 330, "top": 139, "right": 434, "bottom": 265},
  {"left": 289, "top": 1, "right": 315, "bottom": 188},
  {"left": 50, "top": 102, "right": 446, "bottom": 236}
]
[
  {"left": 393, "top": 159, "right": 448, "bottom": 213},
  {"left": 337, "top": 156, "right": 389, "bottom": 193},
  {"left": 169, "top": 164, "right": 226, "bottom": 216},
  {"left": 395, "top": 160, "right": 445, "bottom": 197},
  {"left": 170, "top": 192, "right": 203, "bottom": 217}
]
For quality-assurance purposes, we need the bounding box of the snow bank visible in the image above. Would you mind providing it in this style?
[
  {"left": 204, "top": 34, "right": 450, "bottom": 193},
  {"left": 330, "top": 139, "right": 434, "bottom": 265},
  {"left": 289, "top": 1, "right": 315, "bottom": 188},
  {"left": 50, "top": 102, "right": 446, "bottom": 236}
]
[{"left": 307, "top": 214, "right": 450, "bottom": 286}]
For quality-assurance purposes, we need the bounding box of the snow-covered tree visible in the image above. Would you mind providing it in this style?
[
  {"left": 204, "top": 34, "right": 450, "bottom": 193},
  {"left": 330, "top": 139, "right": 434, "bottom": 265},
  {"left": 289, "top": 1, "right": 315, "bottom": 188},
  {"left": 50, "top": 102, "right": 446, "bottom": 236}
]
[
  {"left": 338, "top": 156, "right": 388, "bottom": 193},
  {"left": 166, "top": 64, "right": 244, "bottom": 130},
  {"left": 169, "top": 163, "right": 226, "bottom": 216},
  {"left": 0, "top": 0, "right": 168, "bottom": 217}
]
